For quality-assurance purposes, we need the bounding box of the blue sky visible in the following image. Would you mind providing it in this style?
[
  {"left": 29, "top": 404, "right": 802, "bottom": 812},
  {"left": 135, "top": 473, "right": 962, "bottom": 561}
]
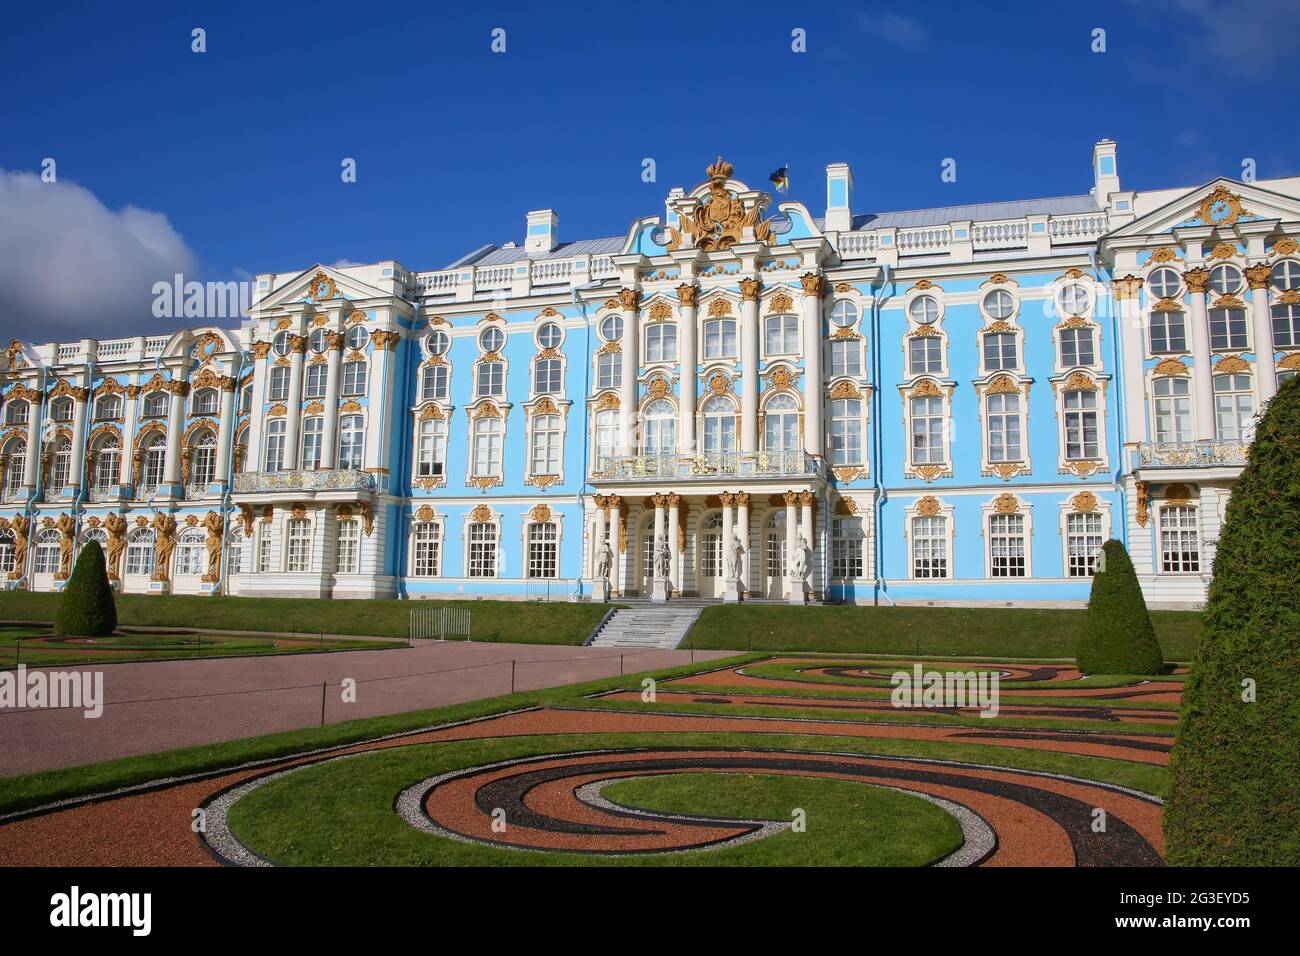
[{"left": 1, "top": 0, "right": 1297, "bottom": 340}]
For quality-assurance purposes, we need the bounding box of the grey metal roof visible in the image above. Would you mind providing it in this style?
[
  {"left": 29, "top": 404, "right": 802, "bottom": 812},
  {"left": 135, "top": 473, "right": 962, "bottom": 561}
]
[
  {"left": 847, "top": 194, "right": 1100, "bottom": 230},
  {"left": 447, "top": 236, "right": 623, "bottom": 268}
]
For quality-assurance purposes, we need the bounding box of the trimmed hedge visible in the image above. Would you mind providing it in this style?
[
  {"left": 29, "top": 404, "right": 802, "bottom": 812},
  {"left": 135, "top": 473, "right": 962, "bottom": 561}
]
[
  {"left": 1165, "top": 376, "right": 1300, "bottom": 866},
  {"left": 53, "top": 542, "right": 118, "bottom": 636},
  {"left": 1074, "top": 539, "right": 1163, "bottom": 675}
]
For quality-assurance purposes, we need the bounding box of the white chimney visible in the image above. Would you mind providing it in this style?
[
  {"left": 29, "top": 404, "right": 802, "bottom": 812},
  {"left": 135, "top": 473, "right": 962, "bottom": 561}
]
[
  {"left": 825, "top": 163, "right": 853, "bottom": 233},
  {"left": 1092, "top": 140, "right": 1120, "bottom": 208},
  {"left": 525, "top": 209, "right": 559, "bottom": 254}
]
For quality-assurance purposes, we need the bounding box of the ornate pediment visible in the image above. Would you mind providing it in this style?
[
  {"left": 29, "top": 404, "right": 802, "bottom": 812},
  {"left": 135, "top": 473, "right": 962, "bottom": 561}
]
[{"left": 663, "top": 157, "right": 779, "bottom": 251}]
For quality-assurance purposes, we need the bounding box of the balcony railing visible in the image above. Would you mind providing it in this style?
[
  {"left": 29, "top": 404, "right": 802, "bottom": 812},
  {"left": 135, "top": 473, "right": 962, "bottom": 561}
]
[
  {"left": 1136, "top": 440, "right": 1249, "bottom": 469},
  {"left": 232, "top": 469, "right": 377, "bottom": 494},
  {"left": 596, "top": 451, "right": 823, "bottom": 481}
]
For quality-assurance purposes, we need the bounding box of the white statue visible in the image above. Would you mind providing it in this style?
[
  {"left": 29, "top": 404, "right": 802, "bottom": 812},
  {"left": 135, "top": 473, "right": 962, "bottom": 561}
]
[
  {"left": 595, "top": 540, "right": 614, "bottom": 582},
  {"left": 654, "top": 535, "right": 671, "bottom": 579},
  {"left": 791, "top": 534, "right": 812, "bottom": 581},
  {"left": 728, "top": 534, "right": 746, "bottom": 580}
]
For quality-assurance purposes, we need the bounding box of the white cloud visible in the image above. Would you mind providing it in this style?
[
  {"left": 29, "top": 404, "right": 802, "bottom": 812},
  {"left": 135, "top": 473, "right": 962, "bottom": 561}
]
[
  {"left": 852, "top": 8, "right": 927, "bottom": 49},
  {"left": 330, "top": 258, "right": 367, "bottom": 269},
  {"left": 0, "top": 169, "right": 199, "bottom": 343}
]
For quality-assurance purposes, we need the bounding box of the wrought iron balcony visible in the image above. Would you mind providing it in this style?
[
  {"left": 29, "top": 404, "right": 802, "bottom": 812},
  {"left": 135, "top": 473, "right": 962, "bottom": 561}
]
[
  {"left": 595, "top": 451, "right": 824, "bottom": 482},
  {"left": 232, "top": 469, "right": 377, "bottom": 494},
  {"left": 1136, "top": 440, "right": 1249, "bottom": 469}
]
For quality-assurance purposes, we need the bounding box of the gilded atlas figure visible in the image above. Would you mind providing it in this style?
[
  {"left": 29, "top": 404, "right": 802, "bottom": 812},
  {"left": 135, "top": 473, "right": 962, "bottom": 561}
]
[
  {"left": 151, "top": 512, "right": 177, "bottom": 582},
  {"left": 201, "top": 510, "right": 224, "bottom": 583},
  {"left": 8, "top": 514, "right": 30, "bottom": 580},
  {"left": 103, "top": 513, "right": 128, "bottom": 580},
  {"left": 54, "top": 512, "right": 76, "bottom": 580}
]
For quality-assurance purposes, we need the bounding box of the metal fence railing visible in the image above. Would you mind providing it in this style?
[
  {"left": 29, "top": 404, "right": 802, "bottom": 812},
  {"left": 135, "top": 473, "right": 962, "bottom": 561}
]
[{"left": 409, "top": 606, "right": 472, "bottom": 643}]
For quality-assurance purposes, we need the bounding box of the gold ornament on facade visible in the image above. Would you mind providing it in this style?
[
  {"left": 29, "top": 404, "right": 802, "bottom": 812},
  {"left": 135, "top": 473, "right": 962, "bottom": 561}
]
[
  {"left": 767, "top": 291, "right": 794, "bottom": 314},
  {"left": 706, "top": 297, "right": 733, "bottom": 317},
  {"left": 1060, "top": 315, "right": 1090, "bottom": 329},
  {"left": 1061, "top": 371, "right": 1096, "bottom": 392},
  {"left": 304, "top": 400, "right": 325, "bottom": 414},
  {"left": 327, "top": 332, "right": 346, "bottom": 350},
  {"left": 739, "top": 278, "right": 762, "bottom": 301},
  {"left": 1184, "top": 267, "right": 1210, "bottom": 293},
  {"left": 1112, "top": 275, "right": 1144, "bottom": 300},
  {"left": 676, "top": 284, "right": 698, "bottom": 307},
  {"left": 1214, "top": 355, "right": 1249, "bottom": 373},
  {"left": 304, "top": 271, "right": 339, "bottom": 302},
  {"left": 525, "top": 474, "right": 560, "bottom": 490},
  {"left": 1193, "top": 185, "right": 1251, "bottom": 227},
  {"left": 339, "top": 399, "right": 363, "bottom": 413},
  {"left": 529, "top": 504, "right": 552, "bottom": 524},
  {"left": 348, "top": 310, "right": 367, "bottom": 325},
  {"left": 1071, "top": 491, "right": 1099, "bottom": 513},
  {"left": 1210, "top": 242, "right": 1238, "bottom": 260},
  {"left": 799, "top": 273, "right": 826, "bottom": 298},
  {"left": 1281, "top": 289, "right": 1300, "bottom": 304},
  {"left": 594, "top": 392, "right": 620, "bottom": 410},
  {"left": 916, "top": 495, "right": 941, "bottom": 517},
  {"left": 415, "top": 504, "right": 436, "bottom": 523},
  {"left": 616, "top": 288, "right": 640, "bottom": 311},
  {"left": 472, "top": 401, "right": 501, "bottom": 419},
  {"left": 912, "top": 464, "right": 946, "bottom": 482},
  {"left": 1067, "top": 460, "right": 1101, "bottom": 478},
  {"left": 908, "top": 379, "right": 942, "bottom": 398},
  {"left": 769, "top": 366, "right": 793, "bottom": 391},
  {"left": 468, "top": 476, "right": 501, "bottom": 493},
  {"left": 1165, "top": 483, "right": 1192, "bottom": 506},
  {"left": 358, "top": 501, "right": 374, "bottom": 536},
  {"left": 709, "top": 373, "right": 730, "bottom": 395},
  {"left": 273, "top": 317, "right": 292, "bottom": 332},
  {"left": 987, "top": 273, "right": 1016, "bottom": 286},
  {"left": 828, "top": 380, "right": 862, "bottom": 400},
  {"left": 267, "top": 403, "right": 287, "bottom": 417},
  {"left": 648, "top": 300, "right": 673, "bottom": 322},
  {"left": 1062, "top": 268, "right": 1085, "bottom": 279},
  {"left": 832, "top": 467, "right": 863, "bottom": 483},
  {"left": 1148, "top": 247, "right": 1180, "bottom": 264},
  {"left": 237, "top": 504, "right": 255, "bottom": 536},
  {"left": 993, "top": 493, "right": 1020, "bottom": 514},
  {"left": 647, "top": 376, "right": 669, "bottom": 400},
  {"left": 1278, "top": 352, "right": 1300, "bottom": 370},
  {"left": 1153, "top": 357, "right": 1189, "bottom": 376},
  {"left": 911, "top": 279, "right": 935, "bottom": 291},
  {"left": 984, "top": 374, "right": 1021, "bottom": 395},
  {"left": 532, "top": 397, "right": 560, "bottom": 416},
  {"left": 991, "top": 462, "right": 1022, "bottom": 481},
  {"left": 1152, "top": 297, "right": 1183, "bottom": 313},
  {"left": 596, "top": 339, "right": 622, "bottom": 355},
  {"left": 184, "top": 513, "right": 199, "bottom": 527},
  {"left": 1244, "top": 263, "right": 1272, "bottom": 289},
  {"left": 1213, "top": 293, "right": 1245, "bottom": 309},
  {"left": 664, "top": 157, "right": 777, "bottom": 250},
  {"left": 1135, "top": 481, "right": 1150, "bottom": 527}
]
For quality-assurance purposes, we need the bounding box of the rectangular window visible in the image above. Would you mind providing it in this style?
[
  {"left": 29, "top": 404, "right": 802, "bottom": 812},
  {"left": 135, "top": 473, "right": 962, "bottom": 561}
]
[
  {"left": 534, "top": 358, "right": 562, "bottom": 394},
  {"left": 830, "top": 340, "right": 862, "bottom": 377},
  {"left": 911, "top": 515, "right": 948, "bottom": 579},
  {"left": 1149, "top": 311, "right": 1187, "bottom": 354},
  {"left": 527, "top": 522, "right": 558, "bottom": 578},
  {"left": 596, "top": 354, "right": 621, "bottom": 390},
  {"left": 530, "top": 415, "right": 561, "bottom": 475},
  {"left": 472, "top": 419, "right": 503, "bottom": 477},
  {"left": 1208, "top": 308, "right": 1249, "bottom": 351},
  {"left": 764, "top": 315, "right": 799, "bottom": 355},
  {"left": 910, "top": 396, "right": 945, "bottom": 465},
  {"left": 413, "top": 523, "right": 440, "bottom": 576},
  {"left": 1272, "top": 303, "right": 1300, "bottom": 348},
  {"left": 1153, "top": 379, "right": 1192, "bottom": 444},
  {"left": 257, "top": 533, "right": 273, "bottom": 573},
  {"left": 1066, "top": 511, "right": 1103, "bottom": 577},
  {"left": 301, "top": 418, "right": 323, "bottom": 471},
  {"left": 468, "top": 522, "right": 497, "bottom": 577},
  {"left": 983, "top": 332, "right": 1017, "bottom": 371},
  {"left": 336, "top": 519, "right": 360, "bottom": 574},
  {"left": 476, "top": 361, "right": 504, "bottom": 398},
  {"left": 268, "top": 367, "right": 289, "bottom": 402},
  {"left": 908, "top": 336, "right": 942, "bottom": 375},
  {"left": 986, "top": 393, "right": 1022, "bottom": 462},
  {"left": 831, "top": 518, "right": 864, "bottom": 579},
  {"left": 988, "top": 513, "right": 1026, "bottom": 577},
  {"left": 305, "top": 363, "right": 327, "bottom": 398},
  {"left": 416, "top": 419, "right": 446, "bottom": 478},
  {"left": 421, "top": 365, "right": 449, "bottom": 402},
  {"left": 342, "top": 361, "right": 367, "bottom": 396},
  {"left": 1159, "top": 505, "right": 1200, "bottom": 573},
  {"left": 1059, "top": 327, "right": 1095, "bottom": 367},
  {"left": 1063, "top": 390, "right": 1099, "bottom": 459},
  {"left": 124, "top": 541, "right": 153, "bottom": 577},
  {"left": 703, "top": 319, "right": 737, "bottom": 359},
  {"left": 645, "top": 324, "right": 677, "bottom": 363},
  {"left": 286, "top": 519, "right": 312, "bottom": 572},
  {"left": 829, "top": 399, "right": 863, "bottom": 466}
]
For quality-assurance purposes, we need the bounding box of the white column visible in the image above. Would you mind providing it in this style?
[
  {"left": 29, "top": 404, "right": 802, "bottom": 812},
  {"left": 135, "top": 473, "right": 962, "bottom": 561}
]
[
  {"left": 800, "top": 274, "right": 824, "bottom": 456},
  {"left": 652, "top": 494, "right": 666, "bottom": 550},
  {"left": 618, "top": 291, "right": 640, "bottom": 456},
  {"left": 736, "top": 491, "right": 751, "bottom": 592},
  {"left": 162, "top": 382, "right": 186, "bottom": 487},
  {"left": 667, "top": 493, "right": 681, "bottom": 589},
  {"left": 1114, "top": 276, "right": 1147, "bottom": 443},
  {"left": 21, "top": 387, "right": 40, "bottom": 490},
  {"left": 283, "top": 337, "right": 306, "bottom": 469},
  {"left": 677, "top": 285, "right": 698, "bottom": 454},
  {"left": 120, "top": 385, "right": 138, "bottom": 486},
  {"left": 245, "top": 343, "right": 270, "bottom": 473},
  {"left": 365, "top": 330, "right": 395, "bottom": 474},
  {"left": 799, "top": 491, "right": 814, "bottom": 551},
  {"left": 740, "top": 280, "right": 760, "bottom": 453},
  {"left": 67, "top": 387, "right": 90, "bottom": 491},
  {"left": 321, "top": 332, "right": 343, "bottom": 468},
  {"left": 720, "top": 492, "right": 734, "bottom": 578},
  {"left": 592, "top": 496, "right": 608, "bottom": 577},
  {"left": 784, "top": 491, "right": 798, "bottom": 566},
  {"left": 609, "top": 495, "right": 624, "bottom": 594},
  {"left": 214, "top": 374, "right": 237, "bottom": 486},
  {"left": 1185, "top": 268, "right": 1216, "bottom": 441},
  {"left": 1247, "top": 266, "right": 1277, "bottom": 403}
]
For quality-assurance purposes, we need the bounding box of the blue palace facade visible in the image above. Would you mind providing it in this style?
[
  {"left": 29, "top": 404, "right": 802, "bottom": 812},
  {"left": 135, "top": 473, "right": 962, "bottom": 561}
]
[{"left": 3, "top": 140, "right": 1299, "bottom": 609}]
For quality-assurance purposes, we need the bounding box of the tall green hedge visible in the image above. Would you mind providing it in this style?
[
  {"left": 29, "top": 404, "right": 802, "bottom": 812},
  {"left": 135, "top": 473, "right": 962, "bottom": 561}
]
[
  {"left": 53, "top": 541, "right": 117, "bottom": 637},
  {"left": 1074, "top": 538, "right": 1163, "bottom": 675},
  {"left": 1165, "top": 376, "right": 1300, "bottom": 866}
]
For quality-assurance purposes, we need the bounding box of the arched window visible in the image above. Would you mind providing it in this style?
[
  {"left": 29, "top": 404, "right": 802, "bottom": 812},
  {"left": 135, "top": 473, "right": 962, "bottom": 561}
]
[
  {"left": 140, "top": 432, "right": 167, "bottom": 493},
  {"left": 50, "top": 398, "right": 74, "bottom": 422},
  {"left": 703, "top": 318, "right": 737, "bottom": 359},
  {"left": 125, "top": 528, "right": 155, "bottom": 577},
  {"left": 338, "top": 415, "right": 364, "bottom": 470},
  {"left": 467, "top": 521, "right": 497, "bottom": 577},
  {"left": 174, "top": 529, "right": 206, "bottom": 576},
  {"left": 1152, "top": 378, "right": 1191, "bottom": 444},
  {"left": 95, "top": 395, "right": 122, "bottom": 420},
  {"left": 33, "top": 528, "right": 60, "bottom": 575},
  {"left": 828, "top": 398, "right": 862, "bottom": 465},
  {"left": 264, "top": 419, "right": 286, "bottom": 472},
  {"left": 0, "top": 529, "right": 16, "bottom": 575},
  {"left": 301, "top": 417, "right": 324, "bottom": 471},
  {"left": 416, "top": 417, "right": 446, "bottom": 478},
  {"left": 645, "top": 323, "right": 677, "bottom": 363},
  {"left": 48, "top": 438, "right": 72, "bottom": 493},
  {"left": 142, "top": 391, "right": 168, "bottom": 418},
  {"left": 530, "top": 414, "right": 561, "bottom": 475},
  {"left": 421, "top": 364, "right": 449, "bottom": 401},
  {"left": 4, "top": 400, "right": 28, "bottom": 426},
  {"left": 642, "top": 399, "right": 675, "bottom": 457},
  {"left": 594, "top": 409, "right": 619, "bottom": 471},
  {"left": 701, "top": 395, "right": 736, "bottom": 455},
  {"left": 1213, "top": 373, "right": 1254, "bottom": 442},
  {"left": 188, "top": 427, "right": 217, "bottom": 489},
  {"left": 80, "top": 526, "right": 107, "bottom": 550},
  {"left": 3, "top": 439, "right": 26, "bottom": 496},
  {"left": 986, "top": 393, "right": 1022, "bottom": 462},
  {"left": 191, "top": 388, "right": 219, "bottom": 416},
  {"left": 471, "top": 416, "right": 502, "bottom": 477},
  {"left": 765, "top": 393, "right": 800, "bottom": 454},
  {"left": 412, "top": 522, "right": 441, "bottom": 576}
]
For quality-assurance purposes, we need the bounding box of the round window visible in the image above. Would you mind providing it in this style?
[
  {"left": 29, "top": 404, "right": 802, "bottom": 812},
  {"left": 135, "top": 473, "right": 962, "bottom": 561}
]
[
  {"left": 272, "top": 331, "right": 292, "bottom": 356},
  {"left": 599, "top": 315, "right": 624, "bottom": 342},
  {"left": 537, "top": 321, "right": 562, "bottom": 349},
  {"left": 1271, "top": 260, "right": 1300, "bottom": 292},
  {"left": 1209, "top": 264, "right": 1243, "bottom": 296},
  {"left": 908, "top": 295, "right": 940, "bottom": 325},
  {"left": 345, "top": 325, "right": 369, "bottom": 351},
  {"left": 426, "top": 330, "right": 450, "bottom": 357},
  {"left": 983, "top": 289, "right": 1015, "bottom": 320},
  {"left": 1058, "top": 283, "right": 1091, "bottom": 316},
  {"left": 829, "top": 300, "right": 859, "bottom": 328},
  {"left": 479, "top": 326, "right": 505, "bottom": 353},
  {"left": 308, "top": 328, "right": 329, "bottom": 354},
  {"left": 1147, "top": 267, "right": 1182, "bottom": 299}
]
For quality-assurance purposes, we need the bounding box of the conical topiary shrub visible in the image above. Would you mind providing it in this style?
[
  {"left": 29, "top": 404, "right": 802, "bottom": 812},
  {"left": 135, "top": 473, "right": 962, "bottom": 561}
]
[
  {"left": 1074, "top": 538, "right": 1163, "bottom": 675},
  {"left": 53, "top": 541, "right": 118, "bottom": 637},
  {"left": 1165, "top": 376, "right": 1300, "bottom": 866}
]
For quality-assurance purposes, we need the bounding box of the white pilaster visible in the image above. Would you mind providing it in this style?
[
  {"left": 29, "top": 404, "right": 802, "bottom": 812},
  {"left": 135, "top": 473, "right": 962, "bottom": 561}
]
[
  {"left": 322, "top": 332, "right": 343, "bottom": 468},
  {"left": 1247, "top": 265, "right": 1277, "bottom": 403},
  {"left": 740, "top": 280, "right": 760, "bottom": 453},
  {"left": 1185, "top": 269, "right": 1216, "bottom": 441},
  {"left": 283, "top": 338, "right": 306, "bottom": 469},
  {"left": 677, "top": 285, "right": 698, "bottom": 454},
  {"left": 618, "top": 291, "right": 640, "bottom": 456},
  {"left": 800, "top": 275, "right": 825, "bottom": 456}
]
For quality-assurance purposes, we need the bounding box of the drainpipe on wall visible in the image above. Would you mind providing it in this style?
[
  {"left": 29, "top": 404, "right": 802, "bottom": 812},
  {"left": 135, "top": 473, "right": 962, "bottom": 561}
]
[
  {"left": 1090, "top": 249, "right": 1129, "bottom": 548},
  {"left": 871, "top": 263, "right": 895, "bottom": 606}
]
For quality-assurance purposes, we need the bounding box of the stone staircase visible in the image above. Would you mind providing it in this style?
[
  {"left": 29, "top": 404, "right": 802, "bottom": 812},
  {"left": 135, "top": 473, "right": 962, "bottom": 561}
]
[{"left": 587, "top": 604, "right": 704, "bottom": 649}]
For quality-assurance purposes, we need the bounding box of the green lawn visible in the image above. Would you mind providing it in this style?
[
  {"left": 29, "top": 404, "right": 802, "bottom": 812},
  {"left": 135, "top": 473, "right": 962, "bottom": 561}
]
[
  {"left": 0, "top": 623, "right": 399, "bottom": 668},
  {"left": 686, "top": 604, "right": 1202, "bottom": 661},
  {"left": 0, "top": 591, "right": 611, "bottom": 645}
]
